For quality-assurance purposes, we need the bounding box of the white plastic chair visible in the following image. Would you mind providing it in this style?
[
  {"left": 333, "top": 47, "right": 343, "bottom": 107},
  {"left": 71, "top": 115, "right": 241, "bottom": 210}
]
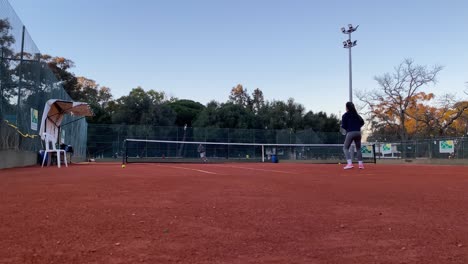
[{"left": 42, "top": 132, "right": 68, "bottom": 168}]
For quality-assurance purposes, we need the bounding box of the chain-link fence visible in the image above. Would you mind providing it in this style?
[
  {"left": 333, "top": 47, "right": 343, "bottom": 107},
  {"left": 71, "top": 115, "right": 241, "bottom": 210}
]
[
  {"left": 0, "top": 0, "right": 87, "bottom": 162},
  {"left": 373, "top": 138, "right": 468, "bottom": 160}
]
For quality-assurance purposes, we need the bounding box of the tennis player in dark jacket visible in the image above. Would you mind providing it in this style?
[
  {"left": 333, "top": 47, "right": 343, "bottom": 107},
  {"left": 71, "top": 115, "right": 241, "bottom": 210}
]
[{"left": 341, "top": 102, "right": 365, "bottom": 169}]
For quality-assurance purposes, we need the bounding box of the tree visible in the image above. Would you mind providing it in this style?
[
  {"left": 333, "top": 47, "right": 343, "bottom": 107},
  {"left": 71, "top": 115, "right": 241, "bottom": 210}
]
[
  {"left": 358, "top": 59, "right": 443, "bottom": 141},
  {"left": 193, "top": 101, "right": 256, "bottom": 129},
  {"left": 229, "top": 84, "right": 251, "bottom": 108},
  {"left": 303, "top": 111, "right": 340, "bottom": 132},
  {"left": 364, "top": 88, "right": 468, "bottom": 140},
  {"left": 41, "top": 55, "right": 78, "bottom": 98},
  {"left": 405, "top": 93, "right": 468, "bottom": 137},
  {"left": 451, "top": 102, "right": 468, "bottom": 136},
  {"left": 0, "top": 18, "right": 16, "bottom": 118},
  {"left": 168, "top": 99, "right": 205, "bottom": 127},
  {"left": 263, "top": 101, "right": 288, "bottom": 129},
  {"left": 395, "top": 92, "right": 434, "bottom": 138},
  {"left": 251, "top": 88, "right": 264, "bottom": 114},
  {"left": 147, "top": 89, "right": 169, "bottom": 104},
  {"left": 285, "top": 98, "right": 305, "bottom": 130},
  {"left": 0, "top": 19, "right": 15, "bottom": 54},
  {"left": 261, "top": 98, "right": 306, "bottom": 131},
  {"left": 302, "top": 111, "right": 341, "bottom": 143},
  {"left": 40, "top": 55, "right": 114, "bottom": 124},
  {"left": 217, "top": 103, "right": 256, "bottom": 129},
  {"left": 192, "top": 100, "right": 221, "bottom": 128},
  {"left": 73, "top": 77, "right": 113, "bottom": 123},
  {"left": 111, "top": 87, "right": 175, "bottom": 126}
]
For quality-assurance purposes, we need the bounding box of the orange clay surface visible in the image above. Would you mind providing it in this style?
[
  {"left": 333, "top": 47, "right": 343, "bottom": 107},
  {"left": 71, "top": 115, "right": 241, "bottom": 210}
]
[{"left": 0, "top": 163, "right": 467, "bottom": 263}]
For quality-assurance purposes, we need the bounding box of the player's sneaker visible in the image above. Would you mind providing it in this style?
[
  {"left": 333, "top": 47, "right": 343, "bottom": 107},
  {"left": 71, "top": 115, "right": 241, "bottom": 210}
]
[
  {"left": 343, "top": 164, "right": 354, "bottom": 170},
  {"left": 358, "top": 162, "right": 364, "bottom": 169}
]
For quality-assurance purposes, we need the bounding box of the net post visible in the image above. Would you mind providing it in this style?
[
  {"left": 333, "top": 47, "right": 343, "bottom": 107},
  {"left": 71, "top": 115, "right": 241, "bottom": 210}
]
[
  {"left": 262, "top": 144, "right": 265, "bottom": 162},
  {"left": 122, "top": 139, "right": 127, "bottom": 165},
  {"left": 372, "top": 144, "right": 376, "bottom": 164}
]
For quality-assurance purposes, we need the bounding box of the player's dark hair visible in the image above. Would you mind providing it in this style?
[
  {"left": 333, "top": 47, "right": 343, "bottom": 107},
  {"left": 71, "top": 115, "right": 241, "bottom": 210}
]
[{"left": 346, "top": 102, "right": 358, "bottom": 115}]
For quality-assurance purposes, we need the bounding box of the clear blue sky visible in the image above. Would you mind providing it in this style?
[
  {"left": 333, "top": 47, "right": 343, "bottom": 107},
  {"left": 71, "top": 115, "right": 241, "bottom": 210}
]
[{"left": 8, "top": 0, "right": 468, "bottom": 116}]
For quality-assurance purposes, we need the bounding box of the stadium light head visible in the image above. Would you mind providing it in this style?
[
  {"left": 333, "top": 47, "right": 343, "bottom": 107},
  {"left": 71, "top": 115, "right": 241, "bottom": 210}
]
[
  {"left": 345, "top": 24, "right": 359, "bottom": 33},
  {"left": 353, "top": 40, "right": 357, "bottom": 46},
  {"left": 341, "top": 27, "right": 346, "bottom": 33}
]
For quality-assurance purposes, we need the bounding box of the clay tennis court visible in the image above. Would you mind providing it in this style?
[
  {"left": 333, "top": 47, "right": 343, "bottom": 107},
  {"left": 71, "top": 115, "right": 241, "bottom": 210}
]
[{"left": 0, "top": 163, "right": 467, "bottom": 263}]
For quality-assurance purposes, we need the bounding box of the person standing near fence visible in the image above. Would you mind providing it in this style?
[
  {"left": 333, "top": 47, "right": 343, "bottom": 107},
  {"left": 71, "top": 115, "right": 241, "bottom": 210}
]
[{"left": 341, "top": 102, "right": 365, "bottom": 169}]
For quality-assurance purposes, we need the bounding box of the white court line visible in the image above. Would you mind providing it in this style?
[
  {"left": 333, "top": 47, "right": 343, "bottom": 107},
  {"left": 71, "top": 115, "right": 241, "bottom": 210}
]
[
  {"left": 209, "top": 164, "right": 300, "bottom": 175},
  {"left": 157, "top": 164, "right": 221, "bottom": 175}
]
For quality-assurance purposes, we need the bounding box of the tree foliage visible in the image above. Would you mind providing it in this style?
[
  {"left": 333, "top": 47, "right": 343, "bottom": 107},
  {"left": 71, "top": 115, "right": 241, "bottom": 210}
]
[
  {"left": 360, "top": 59, "right": 468, "bottom": 140},
  {"left": 229, "top": 84, "right": 251, "bottom": 108},
  {"left": 41, "top": 55, "right": 77, "bottom": 97},
  {"left": 194, "top": 90, "right": 339, "bottom": 134},
  {"left": 111, "top": 87, "right": 176, "bottom": 126},
  {"left": 358, "top": 59, "right": 445, "bottom": 140},
  {"left": 168, "top": 99, "right": 205, "bottom": 127},
  {"left": 0, "top": 18, "right": 15, "bottom": 115},
  {"left": 404, "top": 93, "right": 468, "bottom": 137},
  {"left": 193, "top": 101, "right": 256, "bottom": 129},
  {"left": 251, "top": 88, "right": 264, "bottom": 114}
]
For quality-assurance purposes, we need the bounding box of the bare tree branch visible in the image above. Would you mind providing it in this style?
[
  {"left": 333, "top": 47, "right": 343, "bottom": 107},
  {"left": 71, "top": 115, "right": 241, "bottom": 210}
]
[{"left": 358, "top": 59, "right": 443, "bottom": 141}]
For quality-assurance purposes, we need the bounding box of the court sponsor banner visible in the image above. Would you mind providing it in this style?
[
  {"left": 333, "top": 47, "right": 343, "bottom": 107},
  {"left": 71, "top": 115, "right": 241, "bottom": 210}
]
[
  {"left": 361, "top": 145, "right": 373, "bottom": 158},
  {"left": 265, "top": 147, "right": 275, "bottom": 155},
  {"left": 381, "top": 143, "right": 392, "bottom": 154},
  {"left": 30, "top": 108, "right": 38, "bottom": 131},
  {"left": 439, "top": 140, "right": 454, "bottom": 153}
]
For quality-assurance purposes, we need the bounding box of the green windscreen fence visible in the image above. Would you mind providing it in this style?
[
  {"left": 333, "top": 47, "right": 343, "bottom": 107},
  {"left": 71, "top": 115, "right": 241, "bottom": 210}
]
[
  {"left": 87, "top": 124, "right": 344, "bottom": 160},
  {"left": 0, "top": 0, "right": 87, "bottom": 160},
  {"left": 373, "top": 138, "right": 468, "bottom": 160},
  {"left": 87, "top": 124, "right": 468, "bottom": 162}
]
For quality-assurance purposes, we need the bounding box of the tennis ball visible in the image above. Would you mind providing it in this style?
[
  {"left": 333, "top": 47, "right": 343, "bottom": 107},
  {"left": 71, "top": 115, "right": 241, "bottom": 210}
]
[{"left": 121, "top": 164, "right": 126, "bottom": 168}]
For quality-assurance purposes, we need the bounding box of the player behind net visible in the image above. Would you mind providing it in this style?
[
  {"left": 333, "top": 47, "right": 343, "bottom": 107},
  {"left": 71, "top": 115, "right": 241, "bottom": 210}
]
[{"left": 197, "top": 144, "right": 208, "bottom": 162}]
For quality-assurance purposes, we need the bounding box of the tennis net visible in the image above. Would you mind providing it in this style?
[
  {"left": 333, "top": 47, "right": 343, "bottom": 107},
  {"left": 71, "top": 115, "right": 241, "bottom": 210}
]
[{"left": 123, "top": 139, "right": 376, "bottom": 164}]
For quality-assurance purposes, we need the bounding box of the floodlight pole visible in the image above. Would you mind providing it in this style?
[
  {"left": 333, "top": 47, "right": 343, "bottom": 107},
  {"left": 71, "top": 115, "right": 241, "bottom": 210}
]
[
  {"left": 341, "top": 24, "right": 358, "bottom": 102},
  {"left": 348, "top": 37, "right": 353, "bottom": 102}
]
